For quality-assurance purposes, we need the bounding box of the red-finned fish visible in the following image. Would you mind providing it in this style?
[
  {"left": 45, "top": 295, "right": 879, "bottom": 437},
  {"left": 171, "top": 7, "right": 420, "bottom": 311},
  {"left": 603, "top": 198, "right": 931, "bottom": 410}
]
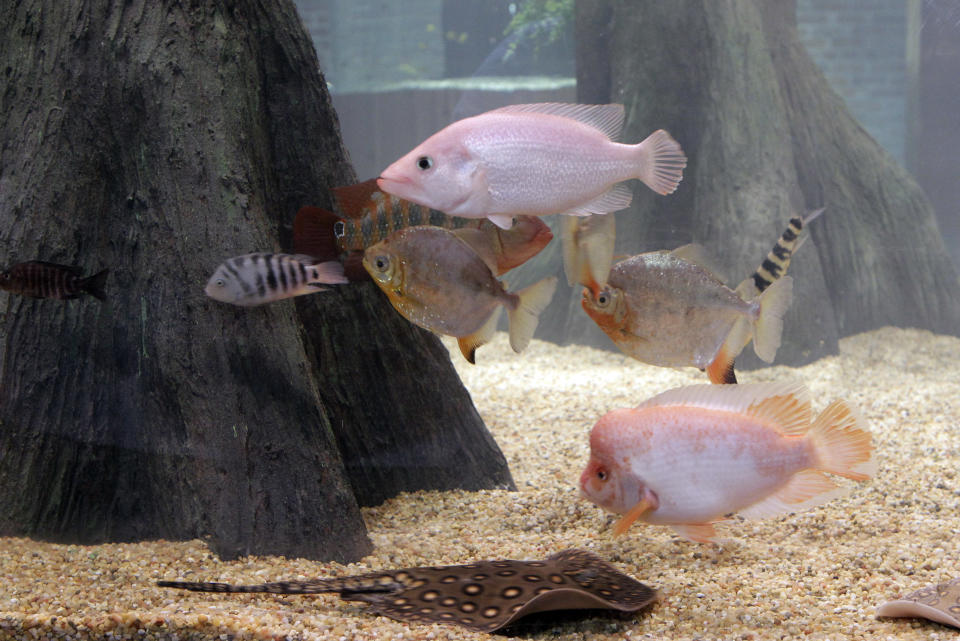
[
  {"left": 579, "top": 382, "right": 876, "bottom": 544},
  {"left": 0, "top": 261, "right": 108, "bottom": 301},
  {"left": 293, "top": 179, "right": 553, "bottom": 280},
  {"left": 362, "top": 226, "right": 557, "bottom": 363},
  {"left": 377, "top": 103, "right": 687, "bottom": 229},
  {"left": 204, "top": 253, "right": 347, "bottom": 306}
]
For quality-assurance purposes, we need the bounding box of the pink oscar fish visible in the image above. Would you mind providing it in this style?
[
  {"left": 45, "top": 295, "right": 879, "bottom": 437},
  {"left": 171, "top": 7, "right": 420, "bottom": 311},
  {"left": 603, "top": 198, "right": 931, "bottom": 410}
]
[
  {"left": 579, "top": 382, "right": 876, "bottom": 544},
  {"left": 378, "top": 103, "right": 687, "bottom": 230}
]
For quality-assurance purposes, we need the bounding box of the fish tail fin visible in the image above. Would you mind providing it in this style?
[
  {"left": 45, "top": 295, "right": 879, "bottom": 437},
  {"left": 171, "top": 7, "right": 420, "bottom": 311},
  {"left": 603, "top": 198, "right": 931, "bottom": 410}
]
[
  {"left": 293, "top": 206, "right": 342, "bottom": 262},
  {"left": 809, "top": 399, "right": 876, "bottom": 481},
  {"left": 506, "top": 276, "right": 558, "bottom": 354},
  {"left": 81, "top": 268, "right": 109, "bottom": 301},
  {"left": 635, "top": 129, "right": 687, "bottom": 195},
  {"left": 307, "top": 260, "right": 349, "bottom": 286},
  {"left": 750, "top": 275, "right": 793, "bottom": 362}
]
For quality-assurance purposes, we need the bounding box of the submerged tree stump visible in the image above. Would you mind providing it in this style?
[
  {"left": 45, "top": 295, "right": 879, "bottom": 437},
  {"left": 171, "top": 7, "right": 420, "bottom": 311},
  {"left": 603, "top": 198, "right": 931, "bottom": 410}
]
[
  {"left": 0, "top": 0, "right": 512, "bottom": 562},
  {"left": 531, "top": 0, "right": 960, "bottom": 368}
]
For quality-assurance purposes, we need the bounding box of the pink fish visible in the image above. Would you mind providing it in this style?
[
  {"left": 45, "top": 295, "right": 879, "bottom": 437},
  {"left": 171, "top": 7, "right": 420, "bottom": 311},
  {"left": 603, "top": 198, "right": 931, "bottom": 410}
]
[
  {"left": 579, "top": 382, "right": 876, "bottom": 544},
  {"left": 377, "top": 103, "right": 687, "bottom": 230}
]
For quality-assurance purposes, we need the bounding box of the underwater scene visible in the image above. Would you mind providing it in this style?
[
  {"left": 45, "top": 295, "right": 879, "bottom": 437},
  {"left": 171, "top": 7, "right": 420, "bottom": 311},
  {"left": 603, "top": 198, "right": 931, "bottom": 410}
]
[{"left": 1, "top": 1, "right": 959, "bottom": 640}]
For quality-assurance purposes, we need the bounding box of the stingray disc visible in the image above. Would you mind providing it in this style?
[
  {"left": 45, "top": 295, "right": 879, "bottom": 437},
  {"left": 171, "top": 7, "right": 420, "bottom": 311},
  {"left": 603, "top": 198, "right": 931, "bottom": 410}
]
[
  {"left": 158, "top": 548, "right": 656, "bottom": 632},
  {"left": 877, "top": 576, "right": 960, "bottom": 629}
]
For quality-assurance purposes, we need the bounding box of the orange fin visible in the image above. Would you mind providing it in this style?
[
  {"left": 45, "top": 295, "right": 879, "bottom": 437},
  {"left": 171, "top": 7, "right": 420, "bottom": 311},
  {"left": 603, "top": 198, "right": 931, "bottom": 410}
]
[
  {"left": 612, "top": 494, "right": 656, "bottom": 537},
  {"left": 332, "top": 179, "right": 384, "bottom": 219},
  {"left": 457, "top": 307, "right": 502, "bottom": 364},
  {"left": 669, "top": 523, "right": 721, "bottom": 544},
  {"left": 293, "top": 206, "right": 342, "bottom": 262},
  {"left": 808, "top": 399, "right": 876, "bottom": 481},
  {"left": 705, "top": 345, "right": 737, "bottom": 384}
]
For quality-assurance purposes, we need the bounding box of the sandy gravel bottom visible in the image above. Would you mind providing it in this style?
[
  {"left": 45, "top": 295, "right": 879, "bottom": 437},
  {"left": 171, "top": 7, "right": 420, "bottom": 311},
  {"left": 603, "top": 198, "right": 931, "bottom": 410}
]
[{"left": 2, "top": 327, "right": 959, "bottom": 640}]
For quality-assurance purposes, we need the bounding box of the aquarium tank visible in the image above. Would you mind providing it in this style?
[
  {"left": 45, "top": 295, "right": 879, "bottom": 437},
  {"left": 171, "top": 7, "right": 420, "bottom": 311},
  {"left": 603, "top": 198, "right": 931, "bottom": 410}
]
[{"left": 0, "top": 1, "right": 958, "bottom": 640}]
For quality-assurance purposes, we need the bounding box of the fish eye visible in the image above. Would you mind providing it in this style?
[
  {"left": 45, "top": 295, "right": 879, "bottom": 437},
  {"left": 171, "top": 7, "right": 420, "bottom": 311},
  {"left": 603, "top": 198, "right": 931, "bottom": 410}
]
[
  {"left": 416, "top": 155, "right": 433, "bottom": 171},
  {"left": 374, "top": 255, "right": 390, "bottom": 271},
  {"left": 215, "top": 278, "right": 225, "bottom": 287},
  {"left": 597, "top": 469, "right": 608, "bottom": 481},
  {"left": 596, "top": 290, "right": 611, "bottom": 306}
]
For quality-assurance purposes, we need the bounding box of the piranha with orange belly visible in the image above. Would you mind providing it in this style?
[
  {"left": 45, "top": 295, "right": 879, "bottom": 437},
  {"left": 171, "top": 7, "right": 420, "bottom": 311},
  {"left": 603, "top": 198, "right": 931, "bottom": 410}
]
[{"left": 579, "top": 381, "right": 876, "bottom": 544}]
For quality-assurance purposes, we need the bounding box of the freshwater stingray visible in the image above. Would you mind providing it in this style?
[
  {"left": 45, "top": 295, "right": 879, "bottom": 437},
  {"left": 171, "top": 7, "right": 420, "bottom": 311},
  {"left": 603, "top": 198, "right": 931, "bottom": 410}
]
[
  {"left": 157, "top": 549, "right": 656, "bottom": 632},
  {"left": 876, "top": 576, "right": 960, "bottom": 629}
]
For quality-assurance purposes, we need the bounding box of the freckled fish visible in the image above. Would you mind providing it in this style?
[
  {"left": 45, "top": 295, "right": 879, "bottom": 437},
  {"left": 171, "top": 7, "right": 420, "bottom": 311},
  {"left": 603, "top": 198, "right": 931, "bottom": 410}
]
[
  {"left": 378, "top": 102, "right": 686, "bottom": 229},
  {"left": 204, "top": 253, "right": 347, "bottom": 307},
  {"left": 0, "top": 261, "right": 108, "bottom": 301},
  {"left": 362, "top": 226, "right": 557, "bottom": 363},
  {"left": 157, "top": 549, "right": 657, "bottom": 633},
  {"left": 579, "top": 382, "right": 876, "bottom": 544}
]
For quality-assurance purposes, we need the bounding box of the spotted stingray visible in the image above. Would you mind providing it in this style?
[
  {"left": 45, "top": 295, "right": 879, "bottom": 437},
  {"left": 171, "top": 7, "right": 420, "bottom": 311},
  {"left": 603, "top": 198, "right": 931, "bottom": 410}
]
[
  {"left": 157, "top": 549, "right": 656, "bottom": 632},
  {"left": 877, "top": 576, "right": 960, "bottom": 629}
]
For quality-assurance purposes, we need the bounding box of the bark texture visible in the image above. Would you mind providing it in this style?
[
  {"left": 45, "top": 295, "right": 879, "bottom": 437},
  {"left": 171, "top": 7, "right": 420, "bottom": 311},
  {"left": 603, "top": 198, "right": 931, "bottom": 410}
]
[
  {"left": 0, "top": 0, "right": 511, "bottom": 561},
  {"left": 532, "top": 0, "right": 960, "bottom": 368}
]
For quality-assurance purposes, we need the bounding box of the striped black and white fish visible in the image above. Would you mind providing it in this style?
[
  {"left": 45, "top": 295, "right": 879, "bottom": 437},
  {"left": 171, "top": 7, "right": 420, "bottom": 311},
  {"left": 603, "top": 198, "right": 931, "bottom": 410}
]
[
  {"left": 0, "top": 261, "right": 108, "bottom": 301},
  {"left": 204, "top": 253, "right": 348, "bottom": 307},
  {"left": 736, "top": 208, "right": 825, "bottom": 300}
]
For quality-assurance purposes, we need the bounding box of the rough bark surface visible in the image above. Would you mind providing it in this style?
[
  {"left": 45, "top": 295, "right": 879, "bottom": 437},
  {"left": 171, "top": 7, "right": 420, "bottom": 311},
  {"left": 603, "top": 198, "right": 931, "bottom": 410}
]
[
  {"left": 0, "top": 0, "right": 512, "bottom": 561},
  {"left": 537, "top": 0, "right": 960, "bottom": 368}
]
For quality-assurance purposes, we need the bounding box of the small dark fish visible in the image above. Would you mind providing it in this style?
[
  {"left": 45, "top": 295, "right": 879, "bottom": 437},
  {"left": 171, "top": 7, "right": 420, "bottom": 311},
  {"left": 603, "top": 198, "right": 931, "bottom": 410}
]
[
  {"left": 157, "top": 549, "right": 656, "bottom": 633},
  {"left": 877, "top": 576, "right": 960, "bottom": 630},
  {"left": 0, "top": 261, "right": 108, "bottom": 301},
  {"left": 204, "top": 253, "right": 347, "bottom": 306}
]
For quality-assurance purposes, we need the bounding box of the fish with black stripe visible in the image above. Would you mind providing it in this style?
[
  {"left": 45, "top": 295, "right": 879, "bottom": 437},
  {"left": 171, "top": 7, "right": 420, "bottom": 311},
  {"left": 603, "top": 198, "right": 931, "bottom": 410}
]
[
  {"left": 204, "top": 253, "right": 347, "bottom": 306},
  {"left": 293, "top": 179, "right": 553, "bottom": 280},
  {"left": 0, "top": 261, "right": 108, "bottom": 301}
]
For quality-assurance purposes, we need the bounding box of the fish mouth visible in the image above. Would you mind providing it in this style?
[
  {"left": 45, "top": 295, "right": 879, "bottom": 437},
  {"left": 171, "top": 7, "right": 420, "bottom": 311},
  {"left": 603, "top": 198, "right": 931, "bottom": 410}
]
[{"left": 376, "top": 174, "right": 409, "bottom": 191}]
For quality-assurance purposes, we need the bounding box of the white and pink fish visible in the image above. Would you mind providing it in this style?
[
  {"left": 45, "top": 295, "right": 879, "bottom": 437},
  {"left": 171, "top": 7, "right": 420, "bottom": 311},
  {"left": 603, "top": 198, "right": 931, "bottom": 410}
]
[
  {"left": 579, "top": 382, "right": 876, "bottom": 543},
  {"left": 378, "top": 103, "right": 687, "bottom": 230}
]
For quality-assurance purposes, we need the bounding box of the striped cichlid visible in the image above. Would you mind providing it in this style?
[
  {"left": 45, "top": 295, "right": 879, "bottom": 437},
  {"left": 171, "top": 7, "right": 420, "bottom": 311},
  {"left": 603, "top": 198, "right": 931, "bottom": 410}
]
[
  {"left": 0, "top": 261, "right": 108, "bottom": 301},
  {"left": 205, "top": 253, "right": 347, "bottom": 307}
]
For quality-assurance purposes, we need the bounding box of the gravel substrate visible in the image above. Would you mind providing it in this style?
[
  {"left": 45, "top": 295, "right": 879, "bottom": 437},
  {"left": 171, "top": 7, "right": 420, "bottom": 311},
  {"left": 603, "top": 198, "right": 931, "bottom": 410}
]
[{"left": 2, "top": 327, "right": 959, "bottom": 641}]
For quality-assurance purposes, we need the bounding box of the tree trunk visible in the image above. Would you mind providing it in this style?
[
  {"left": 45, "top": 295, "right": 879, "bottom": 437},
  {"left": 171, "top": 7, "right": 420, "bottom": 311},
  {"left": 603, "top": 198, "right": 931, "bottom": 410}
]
[
  {"left": 538, "top": 0, "right": 960, "bottom": 367},
  {"left": 0, "top": 0, "right": 511, "bottom": 562}
]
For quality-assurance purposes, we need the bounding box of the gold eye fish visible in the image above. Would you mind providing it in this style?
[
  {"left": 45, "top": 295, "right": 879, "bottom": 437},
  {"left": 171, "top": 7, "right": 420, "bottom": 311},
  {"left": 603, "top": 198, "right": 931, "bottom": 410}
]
[
  {"left": 877, "top": 576, "right": 960, "bottom": 629},
  {"left": 157, "top": 549, "right": 656, "bottom": 632}
]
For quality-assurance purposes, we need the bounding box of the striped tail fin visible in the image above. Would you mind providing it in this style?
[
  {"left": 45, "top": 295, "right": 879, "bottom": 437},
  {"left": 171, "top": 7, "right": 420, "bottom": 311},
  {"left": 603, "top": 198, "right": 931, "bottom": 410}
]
[{"left": 736, "top": 208, "right": 824, "bottom": 300}]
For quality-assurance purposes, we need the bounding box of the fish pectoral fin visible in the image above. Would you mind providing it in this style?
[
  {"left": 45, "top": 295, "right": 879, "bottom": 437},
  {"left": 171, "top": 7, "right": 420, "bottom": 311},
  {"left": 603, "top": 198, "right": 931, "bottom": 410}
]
[
  {"left": 458, "top": 307, "right": 503, "bottom": 364},
  {"left": 611, "top": 494, "right": 657, "bottom": 537},
  {"left": 669, "top": 523, "right": 722, "bottom": 544},
  {"left": 737, "top": 470, "right": 846, "bottom": 520}
]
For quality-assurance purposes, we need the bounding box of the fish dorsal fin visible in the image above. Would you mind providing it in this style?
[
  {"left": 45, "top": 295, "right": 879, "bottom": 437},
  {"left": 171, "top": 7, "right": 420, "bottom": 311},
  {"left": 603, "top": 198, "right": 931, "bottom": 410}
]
[
  {"left": 669, "top": 244, "right": 728, "bottom": 282},
  {"left": 293, "top": 206, "right": 342, "bottom": 261},
  {"left": 636, "top": 382, "right": 812, "bottom": 435},
  {"left": 332, "top": 178, "right": 384, "bottom": 219},
  {"left": 491, "top": 103, "right": 625, "bottom": 141}
]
